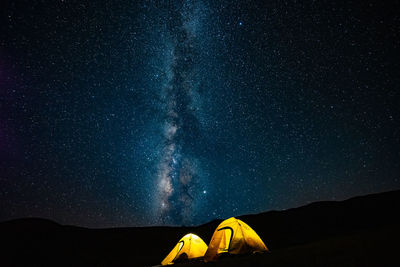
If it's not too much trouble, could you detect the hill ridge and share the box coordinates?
[1,189,399,266]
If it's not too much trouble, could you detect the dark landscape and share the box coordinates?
[1,189,399,267]
[1,1,400,267]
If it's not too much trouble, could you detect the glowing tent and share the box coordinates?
[204,217,268,262]
[161,233,208,265]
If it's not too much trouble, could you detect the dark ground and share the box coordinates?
[1,190,399,267]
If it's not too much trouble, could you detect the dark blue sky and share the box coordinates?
[0,0,399,227]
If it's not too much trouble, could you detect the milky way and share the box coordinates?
[1,0,399,227]
[152,1,207,225]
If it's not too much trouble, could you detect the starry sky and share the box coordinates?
[0,0,399,227]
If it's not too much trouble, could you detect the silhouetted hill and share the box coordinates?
[1,190,399,266]
[237,189,400,250]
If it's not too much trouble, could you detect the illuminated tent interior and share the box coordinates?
[161,233,208,265]
[204,217,269,262]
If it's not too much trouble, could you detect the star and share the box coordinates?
[0,0,398,228]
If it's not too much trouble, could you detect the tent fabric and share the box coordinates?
[204,217,268,262]
[161,233,208,265]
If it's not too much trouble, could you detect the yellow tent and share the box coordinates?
[204,217,268,262]
[161,233,208,265]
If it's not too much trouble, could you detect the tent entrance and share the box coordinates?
[172,241,185,261]
[217,227,233,253]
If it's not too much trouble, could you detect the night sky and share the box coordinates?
[1,0,399,227]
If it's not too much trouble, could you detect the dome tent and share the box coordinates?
[161,233,208,265]
[204,217,268,262]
